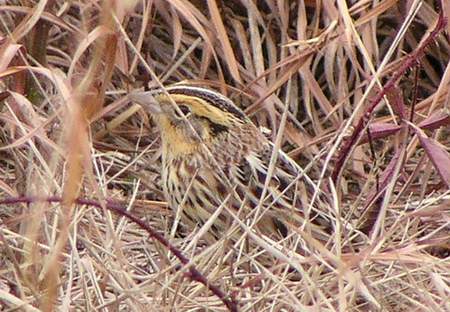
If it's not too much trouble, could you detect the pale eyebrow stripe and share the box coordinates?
[165,86,247,120]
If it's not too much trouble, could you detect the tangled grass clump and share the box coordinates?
[0,1,449,311]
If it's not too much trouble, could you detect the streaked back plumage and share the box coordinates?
[132,85,329,242]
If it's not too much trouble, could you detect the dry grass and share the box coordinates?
[0,0,449,311]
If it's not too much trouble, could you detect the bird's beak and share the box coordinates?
[129,90,162,114]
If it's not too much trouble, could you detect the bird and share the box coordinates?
[130,85,330,244]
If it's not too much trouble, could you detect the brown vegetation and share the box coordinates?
[0,1,449,311]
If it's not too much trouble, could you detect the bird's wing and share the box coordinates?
[232,141,331,236]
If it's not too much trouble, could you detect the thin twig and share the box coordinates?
[0,196,238,312]
[331,13,447,183]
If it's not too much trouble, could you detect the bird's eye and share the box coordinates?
[177,105,191,117]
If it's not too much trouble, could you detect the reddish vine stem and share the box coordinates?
[331,13,447,183]
[0,196,238,312]
[410,64,420,122]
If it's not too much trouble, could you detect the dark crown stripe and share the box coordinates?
[166,86,247,121]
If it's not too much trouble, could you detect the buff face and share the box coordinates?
[155,96,228,143]
[131,86,246,156]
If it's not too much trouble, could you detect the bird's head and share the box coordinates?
[130,86,252,156]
